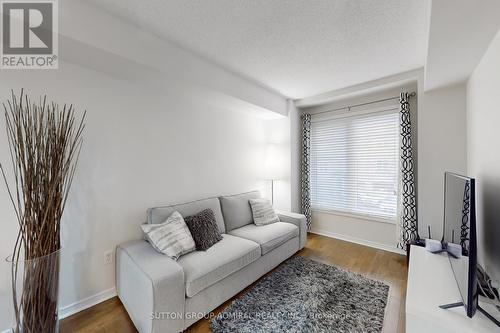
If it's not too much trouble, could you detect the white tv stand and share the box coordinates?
[406,245,499,332]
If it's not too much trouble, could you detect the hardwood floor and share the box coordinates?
[60,233,408,333]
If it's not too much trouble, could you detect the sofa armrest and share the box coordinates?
[275,210,307,249]
[116,240,185,333]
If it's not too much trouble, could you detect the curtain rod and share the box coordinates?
[311,91,416,116]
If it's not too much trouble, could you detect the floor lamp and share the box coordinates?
[265,144,282,206]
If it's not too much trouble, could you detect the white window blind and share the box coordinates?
[310,109,399,222]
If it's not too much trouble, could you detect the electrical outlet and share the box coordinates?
[104,250,113,265]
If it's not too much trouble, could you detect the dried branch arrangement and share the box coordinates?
[1,90,85,333]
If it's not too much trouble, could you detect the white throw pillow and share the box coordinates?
[249,198,280,226]
[141,211,195,260]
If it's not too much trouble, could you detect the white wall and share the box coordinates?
[311,212,400,250]
[425,0,500,91]
[0,3,291,329]
[58,0,287,118]
[466,29,500,282]
[417,81,467,239]
[0,61,289,330]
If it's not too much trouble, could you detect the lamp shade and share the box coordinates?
[264,144,284,180]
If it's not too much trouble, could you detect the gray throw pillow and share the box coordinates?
[184,209,223,251]
[141,211,195,260]
[249,198,280,226]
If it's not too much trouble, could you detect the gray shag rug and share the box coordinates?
[210,256,389,333]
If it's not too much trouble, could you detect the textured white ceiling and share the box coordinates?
[86,0,429,99]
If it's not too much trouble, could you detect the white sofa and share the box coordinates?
[116,191,307,333]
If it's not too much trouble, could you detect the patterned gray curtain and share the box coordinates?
[301,113,312,229]
[398,92,418,249]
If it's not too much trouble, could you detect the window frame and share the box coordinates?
[309,105,400,224]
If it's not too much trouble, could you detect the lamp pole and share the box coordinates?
[271,179,274,206]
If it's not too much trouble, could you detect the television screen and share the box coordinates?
[442,172,477,317]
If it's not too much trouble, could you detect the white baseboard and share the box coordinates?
[309,228,406,255]
[58,287,117,319]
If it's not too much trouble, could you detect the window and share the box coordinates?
[310,109,399,222]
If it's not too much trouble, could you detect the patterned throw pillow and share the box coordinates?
[184,209,223,251]
[249,198,280,226]
[141,211,195,260]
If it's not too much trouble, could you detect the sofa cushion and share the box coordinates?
[219,191,261,232]
[147,197,225,234]
[177,234,260,297]
[140,211,195,260]
[184,209,222,251]
[249,198,280,226]
[228,222,299,255]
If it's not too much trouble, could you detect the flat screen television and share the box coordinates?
[441,172,478,317]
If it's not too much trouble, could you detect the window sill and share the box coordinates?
[311,208,396,225]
